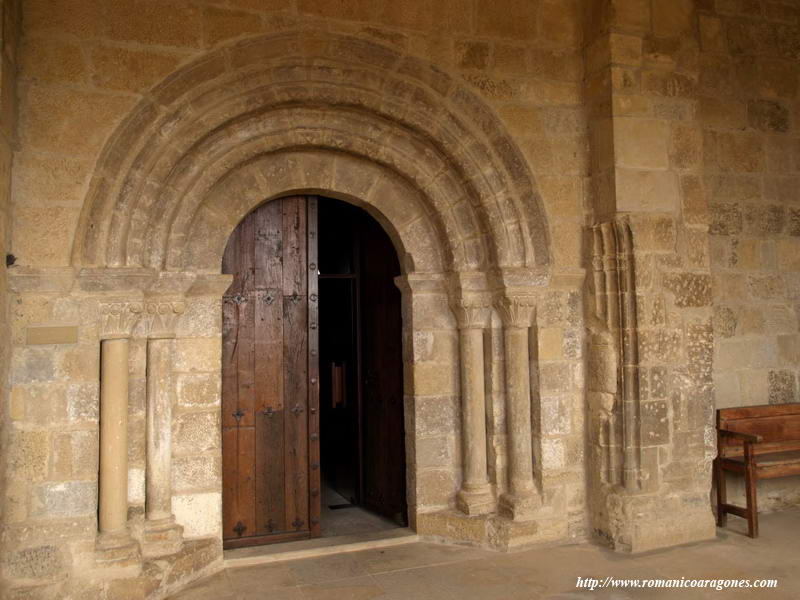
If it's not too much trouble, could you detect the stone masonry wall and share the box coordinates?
[584,0,717,552]
[703,0,800,510]
[4,0,800,597]
[5,1,590,598]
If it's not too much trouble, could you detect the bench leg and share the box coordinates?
[714,458,727,527]
[744,458,758,538]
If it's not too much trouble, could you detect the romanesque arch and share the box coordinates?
[69,29,554,564]
[71,30,550,273]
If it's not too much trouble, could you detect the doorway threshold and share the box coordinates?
[223,528,418,568]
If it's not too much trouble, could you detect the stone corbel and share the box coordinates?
[142,300,186,339]
[99,301,144,340]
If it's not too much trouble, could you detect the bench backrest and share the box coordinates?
[717,403,800,457]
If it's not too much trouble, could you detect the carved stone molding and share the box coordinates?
[495,294,536,329]
[590,217,641,492]
[142,300,186,339]
[100,301,144,339]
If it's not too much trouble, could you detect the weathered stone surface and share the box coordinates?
[66,382,99,422]
[31,481,96,518]
[641,400,670,446]
[91,46,183,93]
[8,430,49,480]
[202,6,262,47]
[662,273,712,308]
[414,396,459,437]
[714,305,737,338]
[175,373,220,408]
[416,510,486,543]
[172,455,221,492]
[6,4,798,597]
[768,369,797,404]
[747,98,790,132]
[174,338,221,373]
[748,274,786,299]
[416,436,456,469]
[5,545,64,581]
[173,492,222,538]
[416,469,457,507]
[173,411,220,453]
[744,204,785,236]
[11,348,56,384]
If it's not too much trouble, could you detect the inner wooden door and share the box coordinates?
[317,200,407,526]
[221,196,320,549]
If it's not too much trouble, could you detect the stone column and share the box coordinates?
[497,294,538,521]
[99,338,132,537]
[451,299,494,515]
[96,301,142,564]
[143,301,184,557]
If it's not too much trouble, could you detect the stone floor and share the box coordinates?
[170,507,800,599]
[319,485,399,538]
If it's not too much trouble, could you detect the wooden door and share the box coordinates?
[222,196,320,549]
[360,215,407,525]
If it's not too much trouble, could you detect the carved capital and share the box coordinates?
[142,300,186,339]
[99,301,144,339]
[495,294,536,328]
[450,295,491,329]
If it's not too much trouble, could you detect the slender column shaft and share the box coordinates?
[503,326,535,497]
[146,338,174,522]
[460,326,489,491]
[99,338,130,534]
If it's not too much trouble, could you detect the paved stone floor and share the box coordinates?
[171,507,800,599]
[319,485,399,538]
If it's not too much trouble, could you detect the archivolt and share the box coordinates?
[72,30,550,273]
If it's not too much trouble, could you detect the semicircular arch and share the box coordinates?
[72,30,551,275]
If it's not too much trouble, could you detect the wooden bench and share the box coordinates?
[715,403,800,538]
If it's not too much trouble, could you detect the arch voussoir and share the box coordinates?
[73,30,550,276]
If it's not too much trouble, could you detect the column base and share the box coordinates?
[94,530,141,576]
[456,486,496,516]
[498,491,539,521]
[143,516,184,558]
[487,513,567,550]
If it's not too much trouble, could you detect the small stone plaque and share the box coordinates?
[26,326,79,346]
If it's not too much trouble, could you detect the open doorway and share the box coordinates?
[221,196,407,549]
[318,199,407,537]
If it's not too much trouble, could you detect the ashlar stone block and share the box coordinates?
[614,118,670,169]
[5,545,64,581]
[31,481,96,518]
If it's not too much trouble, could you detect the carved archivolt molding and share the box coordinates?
[71,30,551,273]
[590,218,641,491]
[99,301,144,339]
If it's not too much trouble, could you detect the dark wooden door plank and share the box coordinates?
[282,197,309,534]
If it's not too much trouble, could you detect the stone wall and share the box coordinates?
[1,0,798,598]
[703,0,800,509]
[584,0,717,551]
[4,1,590,598]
